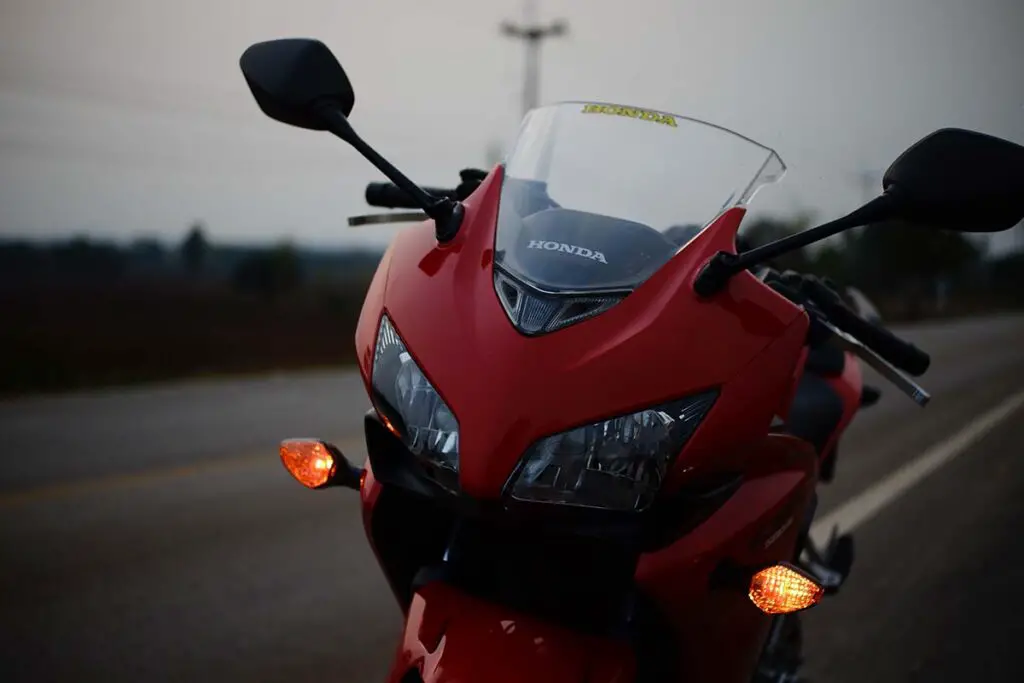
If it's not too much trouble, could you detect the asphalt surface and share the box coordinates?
[1,313,1023,682]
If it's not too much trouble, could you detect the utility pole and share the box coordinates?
[500,0,568,117]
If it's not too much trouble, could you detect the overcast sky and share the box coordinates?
[1,0,1021,251]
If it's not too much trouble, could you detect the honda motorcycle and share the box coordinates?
[239,38,1024,683]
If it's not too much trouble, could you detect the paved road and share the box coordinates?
[1,314,1023,682]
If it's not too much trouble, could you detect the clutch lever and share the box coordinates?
[348,211,428,227]
[820,319,930,407]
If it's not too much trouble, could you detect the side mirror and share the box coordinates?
[694,126,1024,297]
[239,37,464,242]
[883,128,1024,233]
[240,38,355,131]
[279,438,364,490]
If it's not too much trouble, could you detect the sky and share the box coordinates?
[0,0,1022,252]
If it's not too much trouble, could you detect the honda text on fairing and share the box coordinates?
[238,38,1024,683]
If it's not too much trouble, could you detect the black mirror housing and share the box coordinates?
[238,37,462,241]
[695,126,1024,297]
[883,128,1024,233]
[240,38,355,131]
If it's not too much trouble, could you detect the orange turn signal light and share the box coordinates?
[748,563,824,615]
[280,439,337,489]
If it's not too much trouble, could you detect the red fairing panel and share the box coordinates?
[637,432,818,683]
[387,582,635,683]
[356,166,807,499]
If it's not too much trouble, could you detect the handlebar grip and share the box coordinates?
[364,182,458,209]
[792,274,931,377]
[365,182,418,209]
[828,304,931,377]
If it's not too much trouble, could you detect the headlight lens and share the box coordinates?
[506,391,718,512]
[372,314,459,490]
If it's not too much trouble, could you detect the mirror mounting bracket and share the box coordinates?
[434,201,465,243]
[317,104,463,243]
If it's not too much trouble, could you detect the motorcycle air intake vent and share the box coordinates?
[494,268,625,335]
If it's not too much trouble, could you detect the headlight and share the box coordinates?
[372,314,459,491]
[506,391,718,512]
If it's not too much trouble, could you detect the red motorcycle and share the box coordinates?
[240,38,1024,683]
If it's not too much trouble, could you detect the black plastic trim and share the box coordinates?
[364,409,740,553]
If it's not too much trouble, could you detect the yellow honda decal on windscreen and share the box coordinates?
[580,103,678,127]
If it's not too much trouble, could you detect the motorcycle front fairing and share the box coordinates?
[354,103,816,682]
[386,581,635,683]
[356,102,800,501]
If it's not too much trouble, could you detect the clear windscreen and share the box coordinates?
[493,102,786,292]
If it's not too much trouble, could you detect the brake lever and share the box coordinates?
[820,320,931,407]
[765,273,929,406]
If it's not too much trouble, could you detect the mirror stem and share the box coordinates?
[693,194,896,298]
[734,194,894,270]
[317,106,464,242]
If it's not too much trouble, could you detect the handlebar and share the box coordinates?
[800,276,930,377]
[365,182,457,209]
[821,320,931,407]
[823,301,930,377]
[766,271,931,378]
[365,169,489,210]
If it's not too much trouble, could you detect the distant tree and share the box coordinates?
[50,236,126,282]
[231,242,303,299]
[849,221,980,318]
[810,243,849,283]
[851,221,980,286]
[990,251,1024,307]
[0,240,46,282]
[181,222,209,275]
[268,243,302,293]
[741,214,814,272]
[130,238,166,269]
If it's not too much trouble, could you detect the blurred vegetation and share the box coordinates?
[181,222,209,276]
[740,215,1022,321]
[232,242,304,299]
[1,216,1021,396]
[0,225,382,396]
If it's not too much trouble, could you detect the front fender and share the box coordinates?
[387,582,635,683]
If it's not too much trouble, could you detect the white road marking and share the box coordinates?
[810,388,1024,545]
